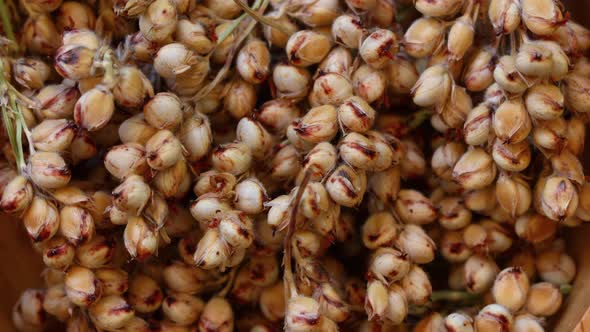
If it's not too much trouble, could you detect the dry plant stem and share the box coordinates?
[283,169,313,299]
[194,0,269,101]
[232,0,294,36]
[216,268,238,297]
[0,62,27,172]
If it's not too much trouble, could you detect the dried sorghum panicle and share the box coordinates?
[539,175,579,221]
[444,312,474,332]
[128,273,163,313]
[64,265,102,307]
[496,172,532,218]
[75,235,115,269]
[104,143,148,180]
[237,39,271,84]
[257,100,301,134]
[28,152,71,189]
[218,211,254,250]
[190,196,232,226]
[59,205,95,245]
[516,41,554,78]
[438,197,472,230]
[448,13,475,60]
[273,63,311,100]
[492,139,532,172]
[494,55,529,94]
[23,196,60,243]
[562,72,590,113]
[112,175,151,216]
[223,77,257,119]
[199,297,234,332]
[145,130,183,170]
[236,118,274,160]
[119,114,157,145]
[23,15,61,56]
[42,236,75,270]
[212,142,253,175]
[337,96,376,134]
[179,112,212,162]
[74,86,115,132]
[521,0,563,36]
[0,176,34,214]
[36,83,80,120]
[56,1,96,32]
[493,98,531,144]
[43,285,71,322]
[361,212,398,249]
[271,143,302,182]
[526,84,565,120]
[440,231,472,262]
[193,228,230,269]
[263,13,299,48]
[488,0,521,35]
[514,314,544,332]
[526,282,563,316]
[284,295,320,331]
[13,58,51,90]
[286,30,332,67]
[162,292,205,325]
[309,72,353,106]
[175,19,215,55]
[394,189,437,225]
[291,104,339,145]
[95,268,128,296]
[532,118,567,153]
[143,93,182,131]
[536,248,576,285]
[369,247,410,283]
[124,216,158,261]
[464,254,500,294]
[325,163,367,207]
[492,267,530,312]
[88,295,134,330]
[412,64,452,107]
[403,18,444,59]
[432,142,466,180]
[475,304,513,332]
[453,148,497,190]
[463,47,496,92]
[332,14,364,49]
[139,0,177,42]
[396,224,436,264]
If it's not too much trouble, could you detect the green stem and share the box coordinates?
[0,0,17,52]
[407,109,433,130]
[431,290,480,303]
[560,284,572,295]
[216,0,263,46]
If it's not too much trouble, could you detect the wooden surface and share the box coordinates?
[0,215,44,331]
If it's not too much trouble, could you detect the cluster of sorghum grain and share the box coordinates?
[1,0,590,330]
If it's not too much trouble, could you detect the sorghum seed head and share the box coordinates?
[492,267,530,312]
[440,231,472,262]
[492,139,531,172]
[286,30,332,67]
[162,293,205,326]
[95,268,128,296]
[64,265,102,307]
[1,176,34,214]
[475,304,514,332]
[463,47,495,92]
[212,142,253,175]
[453,148,497,190]
[403,18,444,59]
[464,255,500,294]
[139,0,177,42]
[199,297,234,332]
[411,64,452,107]
[536,249,576,285]
[89,295,134,330]
[124,216,158,261]
[521,0,563,36]
[401,265,432,306]
[75,235,115,269]
[237,39,271,84]
[128,274,163,313]
[526,282,563,316]
[445,312,475,332]
[494,55,529,94]
[396,224,436,264]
